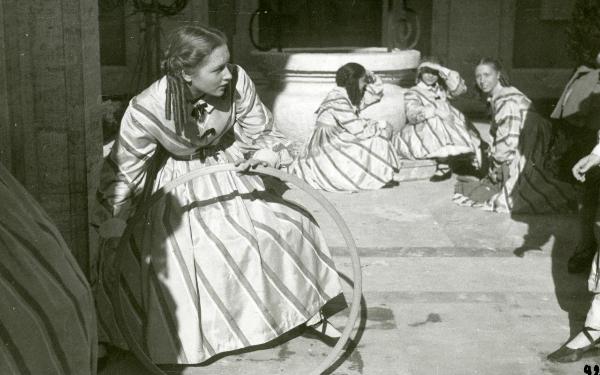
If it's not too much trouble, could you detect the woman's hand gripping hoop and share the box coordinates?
[112,164,363,375]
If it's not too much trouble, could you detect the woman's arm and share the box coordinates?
[359,71,384,111]
[404,89,435,124]
[93,104,158,235]
[232,65,292,168]
[438,66,467,98]
[491,98,522,167]
[573,130,600,182]
[318,92,384,139]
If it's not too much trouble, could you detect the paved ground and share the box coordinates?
[99,171,599,375]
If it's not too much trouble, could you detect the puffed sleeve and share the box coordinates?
[232,65,292,167]
[404,89,435,124]
[491,98,521,166]
[93,104,158,232]
[592,130,600,157]
[438,66,467,98]
[318,91,388,139]
[359,71,384,111]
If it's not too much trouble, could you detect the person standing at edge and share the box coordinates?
[550,50,600,274]
[549,135,600,362]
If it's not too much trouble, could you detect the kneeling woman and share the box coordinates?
[92,26,343,365]
[454,58,576,213]
[392,58,482,181]
[290,63,400,192]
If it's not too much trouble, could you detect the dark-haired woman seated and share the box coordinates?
[289,62,400,192]
[453,58,577,213]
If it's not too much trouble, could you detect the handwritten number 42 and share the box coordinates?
[585,364,600,375]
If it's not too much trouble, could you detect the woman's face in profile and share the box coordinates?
[183,44,233,97]
[475,64,500,94]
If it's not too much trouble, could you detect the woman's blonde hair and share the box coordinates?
[161,26,227,135]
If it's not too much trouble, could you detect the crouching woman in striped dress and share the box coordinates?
[91,26,343,365]
[454,58,576,213]
[0,162,97,375]
[289,63,400,192]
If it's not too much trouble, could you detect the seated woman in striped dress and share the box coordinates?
[92,25,343,365]
[289,62,400,192]
[453,58,577,213]
[392,58,482,181]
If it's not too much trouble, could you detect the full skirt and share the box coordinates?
[94,147,343,364]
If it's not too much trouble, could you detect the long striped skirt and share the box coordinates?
[0,163,97,375]
[94,148,343,364]
[454,113,577,213]
[289,124,400,192]
[393,108,479,160]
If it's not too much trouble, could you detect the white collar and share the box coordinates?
[191,98,215,114]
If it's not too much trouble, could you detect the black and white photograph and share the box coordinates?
[1,0,600,373]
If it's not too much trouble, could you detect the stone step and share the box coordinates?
[329,246,548,257]
[395,159,438,181]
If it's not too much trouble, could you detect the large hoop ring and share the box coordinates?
[112,164,363,374]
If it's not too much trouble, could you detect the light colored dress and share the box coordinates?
[289,74,400,192]
[455,86,577,213]
[0,162,97,375]
[393,70,480,161]
[92,65,343,364]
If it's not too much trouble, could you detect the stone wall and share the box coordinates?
[430,0,575,115]
[101,0,209,97]
[0,0,103,274]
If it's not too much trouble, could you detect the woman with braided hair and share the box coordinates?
[453,58,576,213]
[92,25,343,365]
[290,62,400,192]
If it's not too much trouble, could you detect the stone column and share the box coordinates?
[0,0,103,275]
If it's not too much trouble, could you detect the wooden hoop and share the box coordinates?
[113,164,362,374]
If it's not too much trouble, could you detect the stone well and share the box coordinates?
[250,47,421,145]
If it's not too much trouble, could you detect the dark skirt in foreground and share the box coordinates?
[0,163,97,375]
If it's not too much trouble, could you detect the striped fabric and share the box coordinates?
[457,86,577,213]
[289,74,400,192]
[392,75,481,162]
[0,163,97,375]
[92,65,343,364]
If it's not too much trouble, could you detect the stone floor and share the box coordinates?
[99,170,597,375]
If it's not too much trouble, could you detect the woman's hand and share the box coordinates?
[487,167,499,184]
[235,149,279,173]
[419,61,443,72]
[487,162,503,184]
[435,108,453,124]
[235,158,270,173]
[365,70,376,84]
[572,153,600,182]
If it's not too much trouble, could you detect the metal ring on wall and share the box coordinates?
[112,164,363,375]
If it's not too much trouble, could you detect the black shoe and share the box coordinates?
[568,251,595,274]
[430,170,451,182]
[301,325,341,348]
[548,327,600,363]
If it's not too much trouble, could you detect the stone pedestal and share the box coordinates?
[251,47,420,145]
[0,0,103,274]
